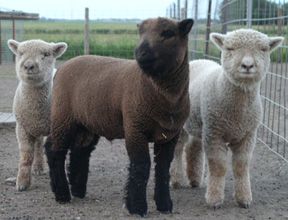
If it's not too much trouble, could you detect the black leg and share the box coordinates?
[44,136,71,203]
[124,136,150,217]
[68,137,97,198]
[154,134,179,213]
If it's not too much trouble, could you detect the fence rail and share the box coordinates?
[169,0,288,161]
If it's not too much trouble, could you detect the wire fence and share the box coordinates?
[176,0,288,161]
[0,1,287,162]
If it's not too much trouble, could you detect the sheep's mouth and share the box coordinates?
[24,73,44,81]
[238,72,257,79]
[137,58,156,71]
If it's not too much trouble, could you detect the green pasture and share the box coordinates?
[22,20,287,62]
[23,20,139,60]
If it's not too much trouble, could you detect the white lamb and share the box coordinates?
[170,29,283,208]
[7,39,67,191]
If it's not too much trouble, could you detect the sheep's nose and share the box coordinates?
[24,60,39,73]
[24,61,35,71]
[241,63,254,71]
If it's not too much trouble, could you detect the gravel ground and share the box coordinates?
[0,63,288,219]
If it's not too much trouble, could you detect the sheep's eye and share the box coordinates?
[161,30,175,39]
[226,47,234,51]
[43,52,51,57]
[261,47,268,52]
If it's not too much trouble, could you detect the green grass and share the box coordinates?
[22,20,287,62]
[23,20,139,60]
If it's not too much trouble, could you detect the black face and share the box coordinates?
[135,17,193,79]
[135,40,156,73]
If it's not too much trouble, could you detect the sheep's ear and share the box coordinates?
[52,42,68,58]
[7,39,19,55]
[210,33,225,50]
[179,19,194,36]
[269,37,284,52]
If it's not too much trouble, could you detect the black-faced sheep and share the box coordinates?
[44,17,193,216]
[7,39,67,191]
[170,29,283,209]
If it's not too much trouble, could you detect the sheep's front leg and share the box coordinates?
[205,138,228,209]
[125,134,150,217]
[170,129,188,188]
[44,136,70,203]
[68,135,98,199]
[186,135,205,187]
[154,134,179,213]
[230,132,256,208]
[32,137,44,175]
[16,124,35,191]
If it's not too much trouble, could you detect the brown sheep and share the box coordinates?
[44,17,193,217]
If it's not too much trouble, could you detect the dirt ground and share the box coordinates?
[0,63,288,219]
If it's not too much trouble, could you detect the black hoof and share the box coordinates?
[127,207,147,217]
[71,185,86,198]
[155,197,173,213]
[55,187,71,203]
[125,199,147,217]
[55,194,71,203]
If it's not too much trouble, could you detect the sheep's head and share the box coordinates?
[7,39,67,85]
[135,17,193,78]
[210,29,283,87]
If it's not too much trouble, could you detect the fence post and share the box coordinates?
[192,0,198,60]
[177,0,180,20]
[204,0,212,58]
[184,0,187,19]
[277,7,283,35]
[0,20,1,64]
[173,3,176,19]
[12,19,16,62]
[221,0,228,33]
[84,7,90,55]
[246,0,252,28]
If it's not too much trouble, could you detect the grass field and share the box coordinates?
[23,20,139,60]
[21,20,287,62]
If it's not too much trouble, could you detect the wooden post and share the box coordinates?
[277,8,283,35]
[192,0,198,60]
[84,7,90,55]
[0,20,2,64]
[184,0,188,19]
[221,0,228,33]
[204,0,212,58]
[173,3,176,19]
[177,0,180,20]
[12,19,16,62]
[246,0,252,28]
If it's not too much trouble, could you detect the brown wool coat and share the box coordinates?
[52,55,189,147]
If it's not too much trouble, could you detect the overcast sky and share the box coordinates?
[1,0,176,19]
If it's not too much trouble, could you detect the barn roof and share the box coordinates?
[0,10,39,20]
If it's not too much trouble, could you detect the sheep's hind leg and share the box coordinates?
[205,138,228,209]
[16,124,35,191]
[154,134,179,213]
[32,137,44,175]
[231,132,256,209]
[44,136,70,203]
[124,132,150,217]
[170,129,188,189]
[68,133,99,198]
[186,135,204,187]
